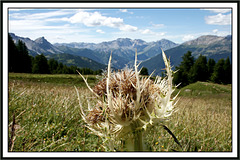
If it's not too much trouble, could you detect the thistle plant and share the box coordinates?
[75,49,178,151]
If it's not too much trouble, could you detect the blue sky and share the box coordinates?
[9,8,231,44]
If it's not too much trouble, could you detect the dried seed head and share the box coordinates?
[76,49,178,151]
[93,68,137,98]
[86,102,105,124]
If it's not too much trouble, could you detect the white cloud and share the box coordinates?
[96,29,105,34]
[205,13,231,25]
[69,11,137,32]
[9,16,93,43]
[9,9,140,43]
[120,9,128,13]
[10,9,76,20]
[211,30,231,37]
[182,35,195,41]
[9,19,73,31]
[157,32,166,36]
[9,9,78,33]
[141,29,154,34]
[119,9,133,14]
[212,29,218,34]
[140,29,165,37]
[119,24,138,32]
[69,11,123,27]
[202,9,231,14]
[150,22,165,28]
[153,24,164,28]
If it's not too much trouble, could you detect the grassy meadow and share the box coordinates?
[8,73,232,152]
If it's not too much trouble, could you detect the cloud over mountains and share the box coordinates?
[68,10,138,32]
[205,13,231,25]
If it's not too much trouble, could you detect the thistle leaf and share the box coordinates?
[76,70,99,98]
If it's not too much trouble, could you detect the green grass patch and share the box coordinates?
[174,81,231,97]
[9,73,98,87]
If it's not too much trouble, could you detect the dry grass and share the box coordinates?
[8,80,103,152]
[8,74,232,152]
[157,95,232,152]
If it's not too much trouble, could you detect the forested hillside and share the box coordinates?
[8,34,103,75]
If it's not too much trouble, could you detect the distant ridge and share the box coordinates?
[141,35,232,75]
[10,33,178,69]
[10,33,63,56]
[9,33,107,71]
[54,37,178,61]
[46,53,107,71]
[10,33,231,75]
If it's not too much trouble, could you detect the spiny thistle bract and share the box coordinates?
[75,49,178,151]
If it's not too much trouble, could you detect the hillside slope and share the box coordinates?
[46,53,107,71]
[141,35,231,75]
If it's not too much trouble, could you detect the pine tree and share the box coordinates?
[181,51,195,72]
[211,59,225,84]
[189,55,208,83]
[62,65,70,74]
[8,34,19,72]
[223,57,232,84]
[16,40,32,73]
[56,62,64,74]
[48,58,59,74]
[32,54,50,74]
[173,51,194,87]
[8,36,32,73]
[207,58,216,81]
[69,66,79,74]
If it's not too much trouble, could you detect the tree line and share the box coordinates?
[8,34,102,75]
[173,51,232,87]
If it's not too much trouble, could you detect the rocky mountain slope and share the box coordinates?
[10,33,63,56]
[10,33,231,75]
[10,33,106,70]
[46,53,107,71]
[10,33,178,69]
[54,38,178,61]
[141,35,232,75]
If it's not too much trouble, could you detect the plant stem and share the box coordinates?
[124,122,146,151]
[134,130,144,151]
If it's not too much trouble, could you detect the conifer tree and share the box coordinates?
[48,58,59,74]
[211,59,225,84]
[207,58,216,81]
[223,57,231,84]
[173,51,194,87]
[56,62,64,74]
[16,40,32,73]
[189,55,208,83]
[32,54,50,74]
[8,34,19,72]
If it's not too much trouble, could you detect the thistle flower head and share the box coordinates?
[75,49,177,151]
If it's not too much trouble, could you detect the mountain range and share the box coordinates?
[54,38,178,61]
[9,33,231,75]
[141,35,232,75]
[10,33,63,56]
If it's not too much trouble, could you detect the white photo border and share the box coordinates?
[2,2,238,158]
